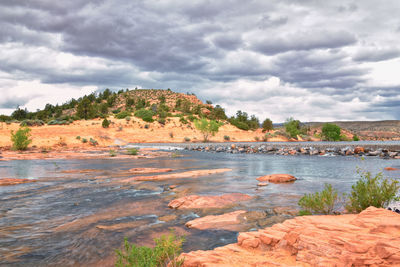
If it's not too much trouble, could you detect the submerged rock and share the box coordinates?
[0,178,33,186]
[168,193,252,209]
[128,167,173,174]
[384,167,399,171]
[185,210,247,231]
[121,168,232,182]
[180,207,400,266]
[256,174,297,183]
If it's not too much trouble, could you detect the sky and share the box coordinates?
[1,0,400,122]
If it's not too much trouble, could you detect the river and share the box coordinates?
[1,146,399,266]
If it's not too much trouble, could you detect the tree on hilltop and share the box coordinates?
[262,118,273,132]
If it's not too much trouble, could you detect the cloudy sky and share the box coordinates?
[1,0,400,122]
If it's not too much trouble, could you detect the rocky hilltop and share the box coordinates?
[180,207,400,266]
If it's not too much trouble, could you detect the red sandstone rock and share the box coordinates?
[201,108,211,115]
[354,146,365,154]
[121,168,232,182]
[185,210,247,231]
[384,167,399,171]
[128,167,173,174]
[0,178,33,186]
[180,207,400,267]
[256,174,297,183]
[168,193,252,209]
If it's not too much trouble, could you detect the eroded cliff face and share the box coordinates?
[180,207,400,267]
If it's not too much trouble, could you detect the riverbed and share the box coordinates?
[1,146,399,266]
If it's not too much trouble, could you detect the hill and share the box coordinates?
[306,121,400,140]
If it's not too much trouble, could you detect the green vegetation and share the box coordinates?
[228,111,259,131]
[298,184,341,215]
[11,127,32,151]
[127,148,139,155]
[352,134,360,141]
[89,138,98,146]
[134,109,154,122]
[262,118,273,132]
[20,119,45,127]
[223,135,230,141]
[263,132,274,142]
[102,118,110,128]
[194,118,222,142]
[321,123,341,141]
[299,169,400,215]
[284,117,301,139]
[346,170,400,213]
[116,111,131,119]
[184,137,191,142]
[109,150,117,157]
[115,232,184,267]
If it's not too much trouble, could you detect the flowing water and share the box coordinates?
[0,149,399,266]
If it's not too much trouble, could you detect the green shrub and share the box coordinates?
[102,118,110,128]
[11,127,32,151]
[20,119,45,127]
[254,136,260,141]
[187,115,196,122]
[346,170,400,213]
[284,117,301,139]
[340,134,351,141]
[76,136,81,140]
[90,138,98,146]
[184,137,191,142]
[82,138,88,143]
[116,111,131,119]
[321,123,341,141]
[158,118,166,125]
[109,150,117,157]
[134,109,154,122]
[179,117,188,124]
[223,135,230,141]
[115,232,185,267]
[298,184,341,215]
[48,119,69,125]
[127,148,138,155]
[352,134,360,141]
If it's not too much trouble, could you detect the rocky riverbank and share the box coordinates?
[180,207,400,266]
[185,143,400,158]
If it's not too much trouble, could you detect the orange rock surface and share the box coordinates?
[185,210,247,231]
[180,207,400,266]
[168,193,252,209]
[384,167,399,171]
[121,168,232,182]
[354,146,365,154]
[257,174,297,183]
[0,178,33,186]
[128,167,174,174]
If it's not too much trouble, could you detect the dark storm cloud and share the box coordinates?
[353,48,400,62]
[251,31,357,55]
[0,96,32,109]
[270,50,366,90]
[0,0,400,120]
